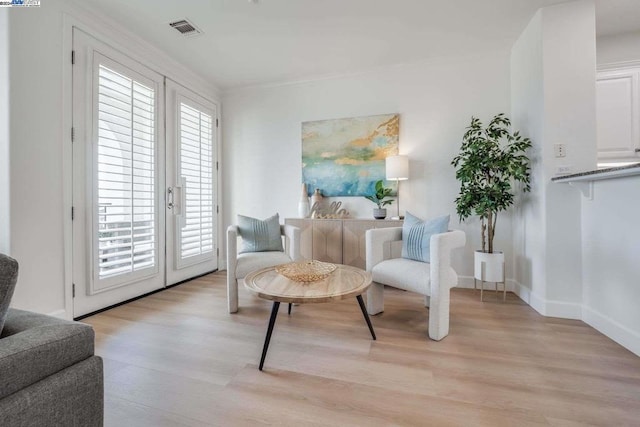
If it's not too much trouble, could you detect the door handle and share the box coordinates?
[167,187,174,209]
[168,180,186,228]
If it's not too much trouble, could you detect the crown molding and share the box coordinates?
[598,59,640,71]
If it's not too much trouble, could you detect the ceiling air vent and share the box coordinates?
[169,19,202,37]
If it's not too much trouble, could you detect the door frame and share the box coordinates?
[62,15,222,320]
[165,79,219,285]
[72,27,167,317]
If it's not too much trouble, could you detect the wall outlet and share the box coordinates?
[556,165,573,175]
[554,143,566,158]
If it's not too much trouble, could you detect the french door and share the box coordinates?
[165,80,218,285]
[72,29,218,317]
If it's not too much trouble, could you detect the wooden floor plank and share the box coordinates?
[105,394,213,427]
[83,271,640,426]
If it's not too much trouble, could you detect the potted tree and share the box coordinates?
[451,113,532,287]
[365,179,394,219]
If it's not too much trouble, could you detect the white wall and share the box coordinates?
[541,0,597,307]
[0,9,9,255]
[9,3,67,315]
[597,30,640,65]
[512,1,640,356]
[222,51,515,282]
[511,11,546,302]
[581,176,640,355]
[590,21,640,355]
[7,1,219,318]
[511,0,597,318]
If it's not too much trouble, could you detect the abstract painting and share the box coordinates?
[302,113,399,197]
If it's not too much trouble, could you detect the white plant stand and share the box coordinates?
[474,251,506,302]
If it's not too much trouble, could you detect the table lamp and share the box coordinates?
[385,155,409,220]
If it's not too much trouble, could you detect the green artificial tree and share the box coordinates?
[451,114,532,253]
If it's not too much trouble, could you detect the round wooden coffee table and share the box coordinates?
[244,263,376,370]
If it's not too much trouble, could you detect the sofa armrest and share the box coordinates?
[429,230,465,274]
[0,309,95,400]
[428,229,466,340]
[226,225,239,279]
[365,227,403,272]
[281,224,301,261]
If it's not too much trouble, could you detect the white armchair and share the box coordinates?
[365,227,466,340]
[227,224,301,313]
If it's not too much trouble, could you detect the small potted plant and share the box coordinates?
[365,180,394,219]
[451,113,532,287]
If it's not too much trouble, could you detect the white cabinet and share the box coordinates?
[596,67,640,163]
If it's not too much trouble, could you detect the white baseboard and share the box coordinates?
[455,276,475,289]
[583,305,640,357]
[457,277,582,320]
[542,299,583,319]
[511,282,638,356]
[512,280,531,303]
[511,281,582,319]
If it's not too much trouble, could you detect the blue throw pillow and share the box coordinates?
[238,213,284,254]
[401,212,450,263]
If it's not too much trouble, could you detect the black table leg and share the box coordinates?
[356,294,376,340]
[259,301,280,371]
[288,303,292,315]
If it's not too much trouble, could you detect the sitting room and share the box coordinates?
[1,0,640,425]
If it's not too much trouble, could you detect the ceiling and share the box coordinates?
[71,0,640,90]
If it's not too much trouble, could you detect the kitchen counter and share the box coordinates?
[551,163,640,183]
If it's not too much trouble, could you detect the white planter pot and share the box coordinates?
[474,250,505,283]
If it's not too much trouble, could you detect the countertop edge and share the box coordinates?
[552,163,640,183]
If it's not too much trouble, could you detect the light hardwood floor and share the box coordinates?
[84,271,640,426]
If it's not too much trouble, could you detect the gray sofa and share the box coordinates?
[0,309,104,426]
[0,255,103,426]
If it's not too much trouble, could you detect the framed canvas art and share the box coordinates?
[302,113,399,196]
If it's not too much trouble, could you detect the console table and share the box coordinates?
[284,218,403,269]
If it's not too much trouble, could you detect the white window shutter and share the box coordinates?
[97,64,156,278]
[179,102,214,259]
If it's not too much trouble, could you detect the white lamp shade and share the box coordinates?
[385,155,409,180]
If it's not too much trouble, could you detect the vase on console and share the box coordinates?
[309,189,325,218]
[310,188,324,208]
[298,183,310,218]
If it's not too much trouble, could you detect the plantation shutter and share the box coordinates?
[97,63,156,278]
[178,102,214,260]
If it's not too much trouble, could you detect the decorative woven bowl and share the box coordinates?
[275,260,337,283]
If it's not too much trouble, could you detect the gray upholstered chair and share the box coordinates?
[365,228,466,340]
[227,223,301,313]
[0,254,104,426]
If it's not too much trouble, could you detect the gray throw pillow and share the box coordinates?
[0,254,19,335]
[237,213,284,254]
[401,212,450,263]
